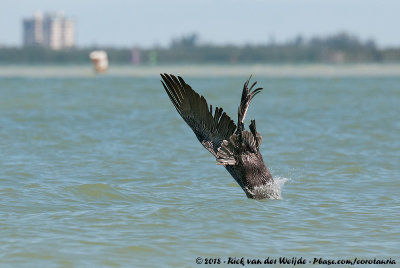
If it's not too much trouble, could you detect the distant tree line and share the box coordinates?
[1,33,400,64]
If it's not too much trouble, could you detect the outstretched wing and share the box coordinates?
[161,74,237,156]
[237,76,263,129]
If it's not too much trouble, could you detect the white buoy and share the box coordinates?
[89,50,108,73]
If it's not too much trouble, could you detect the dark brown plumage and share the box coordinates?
[161,74,275,199]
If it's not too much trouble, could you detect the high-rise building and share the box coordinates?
[23,12,75,50]
[23,12,44,46]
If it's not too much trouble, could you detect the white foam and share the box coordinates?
[246,177,288,200]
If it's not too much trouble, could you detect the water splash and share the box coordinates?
[247,177,288,200]
[273,177,289,199]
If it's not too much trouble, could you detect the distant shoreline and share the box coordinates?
[1,64,400,78]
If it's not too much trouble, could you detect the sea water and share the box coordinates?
[0,66,399,267]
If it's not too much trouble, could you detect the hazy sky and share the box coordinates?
[1,0,399,48]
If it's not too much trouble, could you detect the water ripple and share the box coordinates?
[0,75,399,266]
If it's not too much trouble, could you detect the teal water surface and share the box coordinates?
[1,73,399,267]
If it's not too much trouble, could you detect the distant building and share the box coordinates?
[23,12,75,50]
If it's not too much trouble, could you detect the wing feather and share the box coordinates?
[161,74,237,156]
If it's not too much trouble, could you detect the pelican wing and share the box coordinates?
[161,74,237,156]
[238,76,263,129]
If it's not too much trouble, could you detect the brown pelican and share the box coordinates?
[161,74,277,199]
